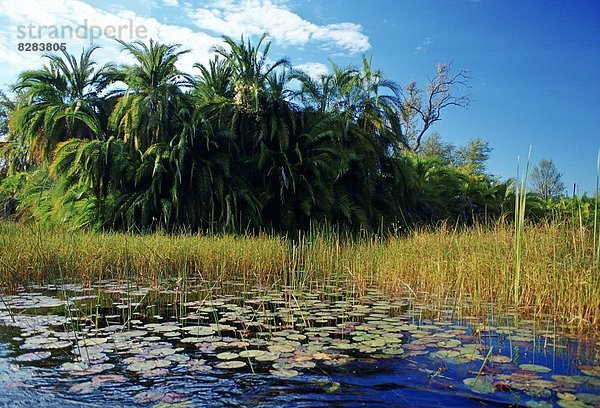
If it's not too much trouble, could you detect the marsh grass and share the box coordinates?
[0,220,598,334]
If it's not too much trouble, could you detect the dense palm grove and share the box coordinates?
[0,36,591,233]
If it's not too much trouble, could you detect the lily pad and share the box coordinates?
[433,350,460,359]
[215,360,246,369]
[519,364,552,373]
[270,368,299,378]
[557,393,577,401]
[255,352,280,362]
[15,351,52,362]
[80,338,108,346]
[437,339,461,348]
[490,355,512,364]
[239,350,266,358]
[268,344,295,353]
[183,327,215,336]
[289,360,316,369]
[557,401,589,408]
[575,393,600,405]
[579,365,600,377]
[127,359,171,372]
[149,347,176,357]
[286,334,306,341]
[216,352,239,360]
[463,377,494,394]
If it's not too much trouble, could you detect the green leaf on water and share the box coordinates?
[557,393,577,401]
[433,350,460,359]
[183,327,215,336]
[216,360,246,369]
[490,355,512,363]
[238,349,265,358]
[463,377,494,394]
[579,365,600,377]
[437,339,461,348]
[575,393,600,405]
[150,347,176,357]
[255,352,279,362]
[268,344,295,353]
[557,400,589,408]
[525,401,553,408]
[216,352,239,360]
[270,368,299,378]
[15,351,51,362]
[325,381,341,393]
[519,364,552,373]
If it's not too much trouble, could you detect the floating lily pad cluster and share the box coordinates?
[0,282,597,407]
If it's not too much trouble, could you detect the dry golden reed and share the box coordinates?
[0,220,597,333]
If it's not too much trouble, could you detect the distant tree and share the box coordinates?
[455,137,492,174]
[529,159,565,200]
[419,133,491,175]
[419,132,455,165]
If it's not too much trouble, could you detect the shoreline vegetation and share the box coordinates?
[1,219,597,335]
[0,35,598,337]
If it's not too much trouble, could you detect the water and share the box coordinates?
[0,281,597,407]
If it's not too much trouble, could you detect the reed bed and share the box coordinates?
[335,221,598,333]
[0,220,597,333]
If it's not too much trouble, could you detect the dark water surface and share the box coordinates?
[0,281,597,407]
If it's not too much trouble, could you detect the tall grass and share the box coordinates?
[0,219,598,334]
[0,223,289,289]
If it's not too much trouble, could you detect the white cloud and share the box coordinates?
[0,0,371,86]
[0,0,220,78]
[187,0,370,54]
[414,37,433,54]
[162,0,179,6]
[294,62,328,79]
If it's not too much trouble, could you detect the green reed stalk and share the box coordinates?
[594,151,599,263]
[514,148,531,308]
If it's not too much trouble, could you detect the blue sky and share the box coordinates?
[0,0,598,193]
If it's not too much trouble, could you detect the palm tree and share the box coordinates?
[197,35,300,229]
[294,57,400,151]
[292,63,356,115]
[10,47,114,162]
[50,136,134,202]
[110,39,192,153]
[350,56,401,149]
[212,34,289,116]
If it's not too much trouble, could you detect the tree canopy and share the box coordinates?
[0,36,515,233]
[529,159,565,200]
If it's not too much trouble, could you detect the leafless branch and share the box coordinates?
[399,63,471,151]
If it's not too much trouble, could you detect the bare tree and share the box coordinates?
[399,64,470,152]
